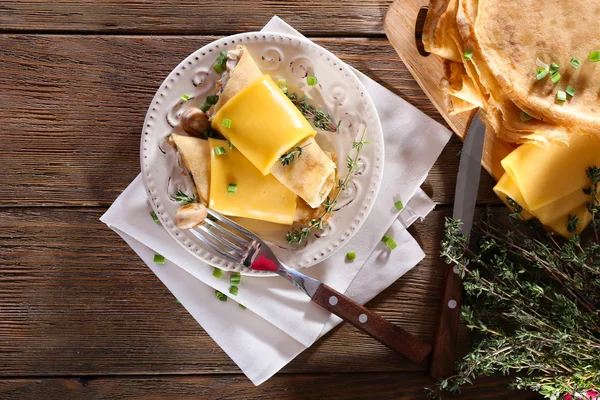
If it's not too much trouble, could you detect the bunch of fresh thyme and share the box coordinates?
[279,143,310,166]
[429,167,600,400]
[287,92,338,132]
[285,126,368,244]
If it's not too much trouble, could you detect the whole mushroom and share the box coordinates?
[174,203,208,230]
[180,108,210,136]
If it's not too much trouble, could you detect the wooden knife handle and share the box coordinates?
[430,264,463,378]
[312,284,432,364]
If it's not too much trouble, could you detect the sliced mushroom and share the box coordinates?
[181,108,209,136]
[174,203,208,230]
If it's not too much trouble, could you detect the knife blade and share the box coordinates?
[430,112,486,378]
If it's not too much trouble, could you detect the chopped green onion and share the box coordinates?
[307,76,318,86]
[150,210,159,222]
[463,49,473,60]
[229,286,239,296]
[213,51,228,73]
[556,90,567,102]
[230,272,241,286]
[536,68,549,80]
[227,183,238,193]
[227,140,234,150]
[549,62,560,74]
[175,298,180,303]
[214,146,226,155]
[206,95,219,105]
[180,94,190,102]
[382,235,397,250]
[590,51,600,62]
[239,303,246,310]
[520,111,532,122]
[570,57,581,69]
[566,85,576,97]
[215,290,227,301]
[394,200,404,211]
[222,118,232,128]
[550,71,561,84]
[212,268,223,279]
[199,103,211,112]
[346,251,356,261]
[153,254,165,264]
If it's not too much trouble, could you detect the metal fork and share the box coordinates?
[192,208,432,364]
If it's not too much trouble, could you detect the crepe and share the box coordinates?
[474,0,600,134]
[212,46,336,208]
[169,134,210,204]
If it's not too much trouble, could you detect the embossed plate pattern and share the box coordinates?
[141,32,384,275]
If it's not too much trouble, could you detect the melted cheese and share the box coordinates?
[208,138,297,225]
[212,75,316,175]
[494,133,600,237]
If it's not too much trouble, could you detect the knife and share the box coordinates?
[430,112,486,378]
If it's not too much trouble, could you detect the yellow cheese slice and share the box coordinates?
[501,133,600,210]
[212,75,316,175]
[208,138,297,225]
[494,173,590,236]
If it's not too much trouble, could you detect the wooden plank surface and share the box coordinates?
[0,374,541,400]
[0,206,466,376]
[0,34,499,207]
[0,1,391,36]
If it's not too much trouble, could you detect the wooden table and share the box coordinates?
[0,2,541,399]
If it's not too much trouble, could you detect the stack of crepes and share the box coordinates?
[170,47,337,227]
[423,0,600,236]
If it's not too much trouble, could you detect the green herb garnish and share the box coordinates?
[549,62,560,74]
[215,290,227,301]
[227,184,238,193]
[150,210,159,222]
[229,286,239,296]
[175,190,198,205]
[394,200,404,211]
[227,140,234,150]
[570,57,581,68]
[346,251,356,261]
[212,268,223,279]
[180,94,190,102]
[239,303,247,310]
[520,111,532,122]
[536,68,549,80]
[565,85,576,97]
[230,272,241,287]
[556,90,567,102]
[214,146,226,156]
[213,51,228,73]
[221,118,232,128]
[550,71,561,84]
[589,50,600,62]
[463,49,473,60]
[153,254,165,264]
[307,76,318,86]
[382,235,397,250]
[286,93,337,132]
[279,144,310,166]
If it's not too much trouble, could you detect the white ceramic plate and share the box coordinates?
[141,32,384,275]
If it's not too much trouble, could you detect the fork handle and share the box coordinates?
[311,284,432,364]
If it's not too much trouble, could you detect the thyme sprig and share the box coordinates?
[429,167,600,400]
[285,126,368,244]
[287,92,338,132]
[175,190,198,205]
[279,143,310,166]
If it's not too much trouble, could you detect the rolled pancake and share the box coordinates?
[213,47,336,208]
[474,0,600,135]
[169,133,210,204]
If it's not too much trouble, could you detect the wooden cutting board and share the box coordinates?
[383,0,514,180]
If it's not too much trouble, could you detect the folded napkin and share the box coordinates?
[101,16,451,385]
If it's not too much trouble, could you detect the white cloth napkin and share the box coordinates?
[100,16,451,385]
